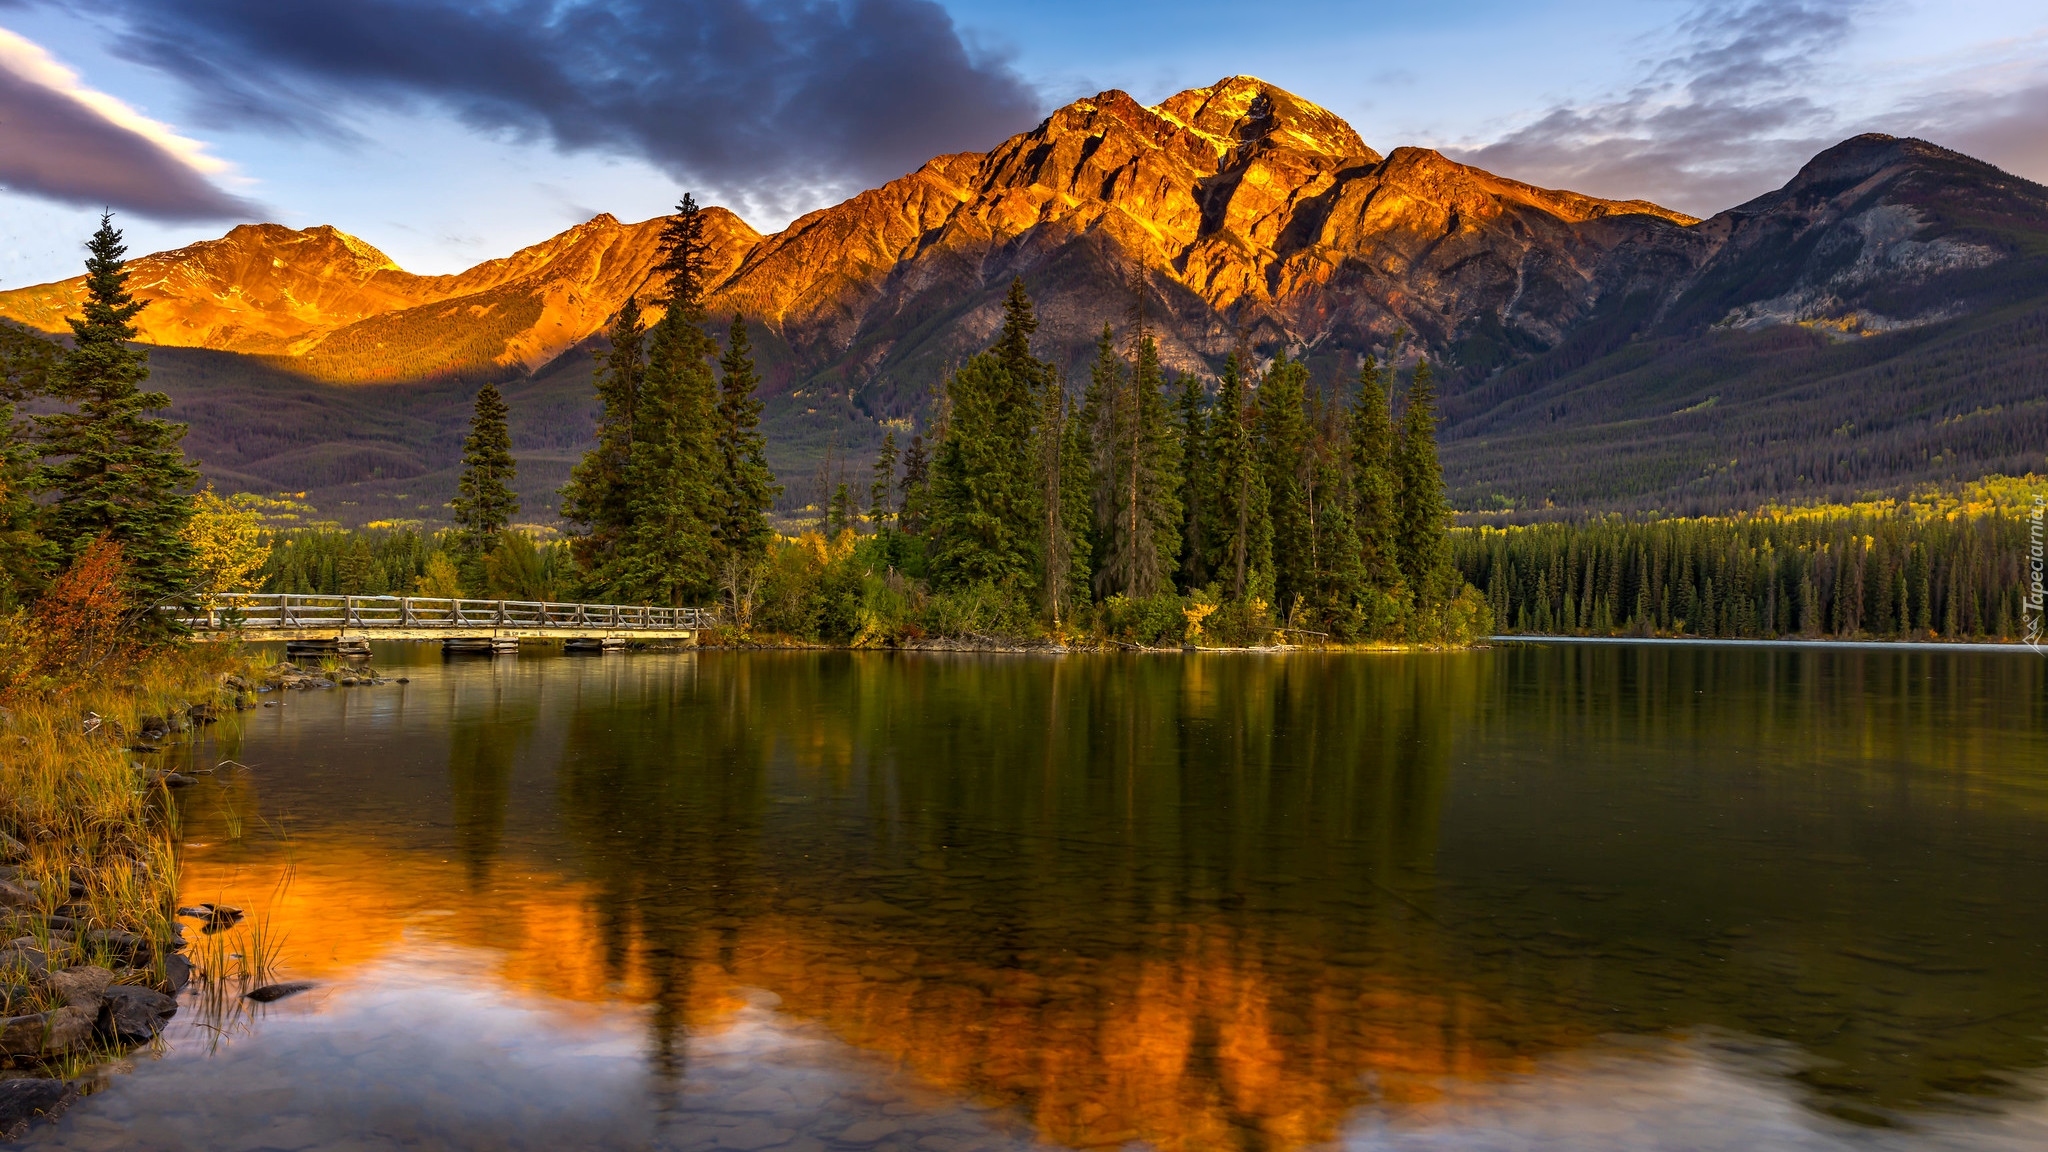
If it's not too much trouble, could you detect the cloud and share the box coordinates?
[1451,1,1869,216]
[78,0,1046,222]
[0,25,255,220]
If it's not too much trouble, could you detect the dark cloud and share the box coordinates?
[77,0,1046,219]
[0,36,256,220]
[1453,1,1866,216]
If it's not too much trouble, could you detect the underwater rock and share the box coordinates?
[0,1077,77,1140]
[245,981,316,1003]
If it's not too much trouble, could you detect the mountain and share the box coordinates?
[1442,134,2048,513]
[3,79,2044,522]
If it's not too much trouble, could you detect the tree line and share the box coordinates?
[1455,492,2039,641]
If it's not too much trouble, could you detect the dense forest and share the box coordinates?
[1455,480,2041,641]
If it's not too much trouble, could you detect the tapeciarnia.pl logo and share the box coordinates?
[2028,495,2045,654]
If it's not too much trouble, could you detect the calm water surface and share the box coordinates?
[14,644,2048,1152]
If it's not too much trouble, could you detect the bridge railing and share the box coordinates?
[178,594,710,632]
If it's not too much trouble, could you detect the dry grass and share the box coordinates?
[0,642,261,972]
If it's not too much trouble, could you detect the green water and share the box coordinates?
[18,644,2048,1151]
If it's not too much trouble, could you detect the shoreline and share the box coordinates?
[1489,634,2040,654]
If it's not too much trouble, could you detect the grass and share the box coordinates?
[0,642,264,991]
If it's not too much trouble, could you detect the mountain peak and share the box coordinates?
[1152,75,1376,162]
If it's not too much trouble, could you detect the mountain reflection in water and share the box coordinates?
[19,646,2048,1152]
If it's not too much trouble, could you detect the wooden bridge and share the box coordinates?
[179,594,707,651]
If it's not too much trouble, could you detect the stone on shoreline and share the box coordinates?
[0,944,46,980]
[98,985,176,1044]
[0,832,23,861]
[245,981,315,1003]
[43,966,112,1010]
[0,1077,77,1141]
[0,879,34,909]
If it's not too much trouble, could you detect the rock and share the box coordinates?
[0,879,34,909]
[0,945,45,980]
[222,673,249,691]
[157,772,199,788]
[98,985,176,1044]
[0,1077,77,1141]
[187,702,219,724]
[38,1004,96,1053]
[43,965,113,1009]
[85,930,148,964]
[0,832,24,861]
[177,903,243,932]
[0,984,27,1013]
[245,981,315,1003]
[137,714,168,738]
[161,953,193,993]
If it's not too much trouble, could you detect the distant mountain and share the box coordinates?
[3,80,2043,522]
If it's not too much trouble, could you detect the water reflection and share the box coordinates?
[16,646,2048,1151]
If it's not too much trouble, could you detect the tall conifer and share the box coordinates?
[1393,359,1455,616]
[1257,353,1314,619]
[897,432,931,536]
[0,324,56,604]
[712,315,779,564]
[33,213,197,609]
[1087,328,1181,599]
[452,381,519,544]
[1206,351,1273,603]
[562,297,645,584]
[869,430,898,527]
[1175,374,1210,591]
[926,286,1043,588]
[1348,353,1399,587]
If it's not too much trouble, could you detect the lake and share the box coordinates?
[15,643,2048,1151]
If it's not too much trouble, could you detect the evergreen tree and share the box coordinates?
[1206,351,1273,603]
[828,483,853,535]
[1393,358,1456,617]
[926,286,1044,589]
[1304,383,1366,630]
[562,297,646,584]
[869,430,898,527]
[711,315,779,565]
[33,213,198,610]
[897,431,931,536]
[927,353,1037,587]
[1257,353,1314,620]
[652,193,711,308]
[1086,327,1181,599]
[1032,368,1090,625]
[451,381,519,545]
[1348,353,1399,587]
[1175,373,1210,591]
[0,323,57,605]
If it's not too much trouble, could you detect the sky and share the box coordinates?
[0,0,2043,287]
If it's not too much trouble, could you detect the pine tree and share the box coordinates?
[926,285,1043,589]
[1175,373,1210,592]
[1393,358,1456,619]
[1033,368,1090,625]
[562,297,646,585]
[652,193,710,308]
[897,431,931,536]
[1206,351,1273,604]
[0,323,57,605]
[1257,353,1314,620]
[1304,383,1366,630]
[1348,353,1399,588]
[610,254,718,607]
[1086,327,1181,599]
[869,430,898,527]
[451,381,519,545]
[33,213,198,611]
[828,483,853,535]
[711,315,779,565]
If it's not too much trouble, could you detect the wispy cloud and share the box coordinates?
[1452,1,1871,215]
[74,0,1046,223]
[0,25,255,220]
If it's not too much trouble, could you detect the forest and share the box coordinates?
[1456,479,2040,641]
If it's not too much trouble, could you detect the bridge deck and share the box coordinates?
[179,594,707,643]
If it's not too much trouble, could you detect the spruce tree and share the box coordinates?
[33,213,198,610]
[869,430,898,527]
[1086,327,1181,599]
[711,315,779,565]
[897,431,931,536]
[828,483,853,535]
[1175,373,1210,592]
[562,297,646,585]
[926,285,1043,589]
[0,323,57,605]
[1393,358,1456,618]
[452,381,519,546]
[1256,353,1314,620]
[1206,351,1273,604]
[1305,383,1365,631]
[1032,368,1090,625]
[1348,353,1399,588]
